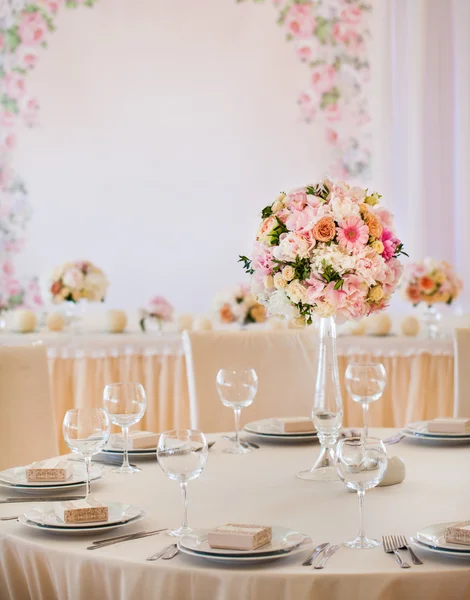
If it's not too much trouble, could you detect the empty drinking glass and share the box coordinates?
[345,362,386,438]
[335,437,388,549]
[216,368,258,454]
[157,429,208,537]
[103,382,146,474]
[63,408,110,499]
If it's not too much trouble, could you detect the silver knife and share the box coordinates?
[302,542,329,566]
[87,528,167,550]
[314,544,340,569]
[1,496,85,504]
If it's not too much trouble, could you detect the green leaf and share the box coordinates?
[6,27,21,53]
[261,205,273,219]
[334,279,344,291]
[268,217,288,246]
[1,95,19,114]
[238,255,254,275]
[320,87,340,109]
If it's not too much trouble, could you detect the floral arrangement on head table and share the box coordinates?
[47,260,109,303]
[401,258,462,307]
[213,284,267,326]
[240,179,407,325]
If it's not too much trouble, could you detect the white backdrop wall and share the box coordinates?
[13,0,330,312]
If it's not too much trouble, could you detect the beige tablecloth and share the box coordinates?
[1,428,470,600]
[0,332,455,454]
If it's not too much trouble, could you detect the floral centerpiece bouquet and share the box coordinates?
[401,258,462,338]
[239,179,406,482]
[213,284,267,326]
[139,296,174,332]
[47,260,109,304]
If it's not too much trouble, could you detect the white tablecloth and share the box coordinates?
[1,428,470,600]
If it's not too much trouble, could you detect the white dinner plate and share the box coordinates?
[244,418,317,441]
[404,421,470,439]
[19,502,144,533]
[401,430,470,444]
[100,448,157,459]
[178,527,311,564]
[410,537,470,559]
[415,522,470,553]
[0,463,102,493]
[179,526,310,557]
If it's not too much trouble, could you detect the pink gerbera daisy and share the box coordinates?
[337,216,369,251]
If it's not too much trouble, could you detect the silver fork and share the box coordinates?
[146,543,177,561]
[382,536,411,568]
[396,535,423,565]
[314,544,339,569]
[302,542,329,566]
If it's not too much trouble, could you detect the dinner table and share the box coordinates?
[1,428,469,600]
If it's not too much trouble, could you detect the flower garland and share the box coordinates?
[238,0,372,179]
[0,0,99,307]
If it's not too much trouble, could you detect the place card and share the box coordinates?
[279,418,315,434]
[26,459,72,482]
[427,418,470,434]
[109,431,159,450]
[55,499,108,524]
[208,524,272,550]
[445,521,470,546]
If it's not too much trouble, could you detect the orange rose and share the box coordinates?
[359,203,369,216]
[312,216,336,242]
[220,304,235,324]
[250,303,267,323]
[50,281,62,296]
[419,276,435,292]
[406,286,421,303]
[365,213,383,239]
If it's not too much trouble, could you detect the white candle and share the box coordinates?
[47,312,65,332]
[106,310,127,333]
[14,309,37,333]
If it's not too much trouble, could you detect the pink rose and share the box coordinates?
[20,96,39,126]
[251,242,273,276]
[3,73,26,100]
[383,258,403,295]
[296,44,312,62]
[7,279,22,297]
[37,0,62,13]
[0,33,4,51]
[17,46,39,69]
[287,188,308,210]
[311,64,336,94]
[297,91,316,121]
[4,134,16,151]
[148,296,173,321]
[18,12,48,46]
[2,260,14,276]
[286,206,316,233]
[324,104,340,122]
[341,6,362,24]
[305,276,325,302]
[374,207,394,229]
[1,110,15,127]
[326,128,338,145]
[285,4,316,39]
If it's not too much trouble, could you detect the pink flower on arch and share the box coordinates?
[1,111,16,127]
[311,64,336,94]
[2,260,15,276]
[285,4,316,39]
[4,133,16,151]
[3,73,26,100]
[341,6,362,25]
[0,33,4,51]
[326,128,338,145]
[337,216,369,252]
[298,92,317,121]
[324,104,340,122]
[18,12,48,46]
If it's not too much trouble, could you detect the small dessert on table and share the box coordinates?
[208,524,272,551]
[279,418,315,434]
[446,522,470,546]
[55,499,108,524]
[47,312,65,332]
[427,418,470,434]
[106,310,127,333]
[13,309,37,333]
[26,459,73,482]
[109,430,159,450]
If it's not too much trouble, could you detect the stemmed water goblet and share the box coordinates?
[63,408,110,499]
[335,436,388,548]
[216,368,258,454]
[345,362,386,439]
[157,429,208,537]
[103,382,146,474]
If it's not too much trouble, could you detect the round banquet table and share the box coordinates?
[1,428,470,600]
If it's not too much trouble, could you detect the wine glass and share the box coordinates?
[335,437,388,549]
[63,408,110,499]
[216,368,258,454]
[103,382,146,474]
[345,362,386,438]
[157,429,208,537]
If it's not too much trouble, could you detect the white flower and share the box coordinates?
[330,196,360,221]
[274,273,287,290]
[316,300,335,318]
[282,266,295,281]
[286,280,307,304]
[267,290,300,320]
[311,244,356,277]
[273,233,310,262]
[264,275,274,290]
[62,267,84,291]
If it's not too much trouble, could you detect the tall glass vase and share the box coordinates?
[422,305,441,339]
[297,316,343,482]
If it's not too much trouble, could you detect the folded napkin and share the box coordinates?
[427,418,470,434]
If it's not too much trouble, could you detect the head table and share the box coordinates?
[1,429,469,600]
[0,329,455,453]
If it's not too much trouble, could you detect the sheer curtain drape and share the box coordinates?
[371,0,470,309]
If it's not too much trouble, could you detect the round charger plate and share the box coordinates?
[416,522,470,553]
[410,537,470,559]
[0,464,102,492]
[404,421,470,439]
[21,502,144,532]
[401,430,470,444]
[179,526,311,559]
[244,418,317,441]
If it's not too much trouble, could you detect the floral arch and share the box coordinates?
[0,0,372,310]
